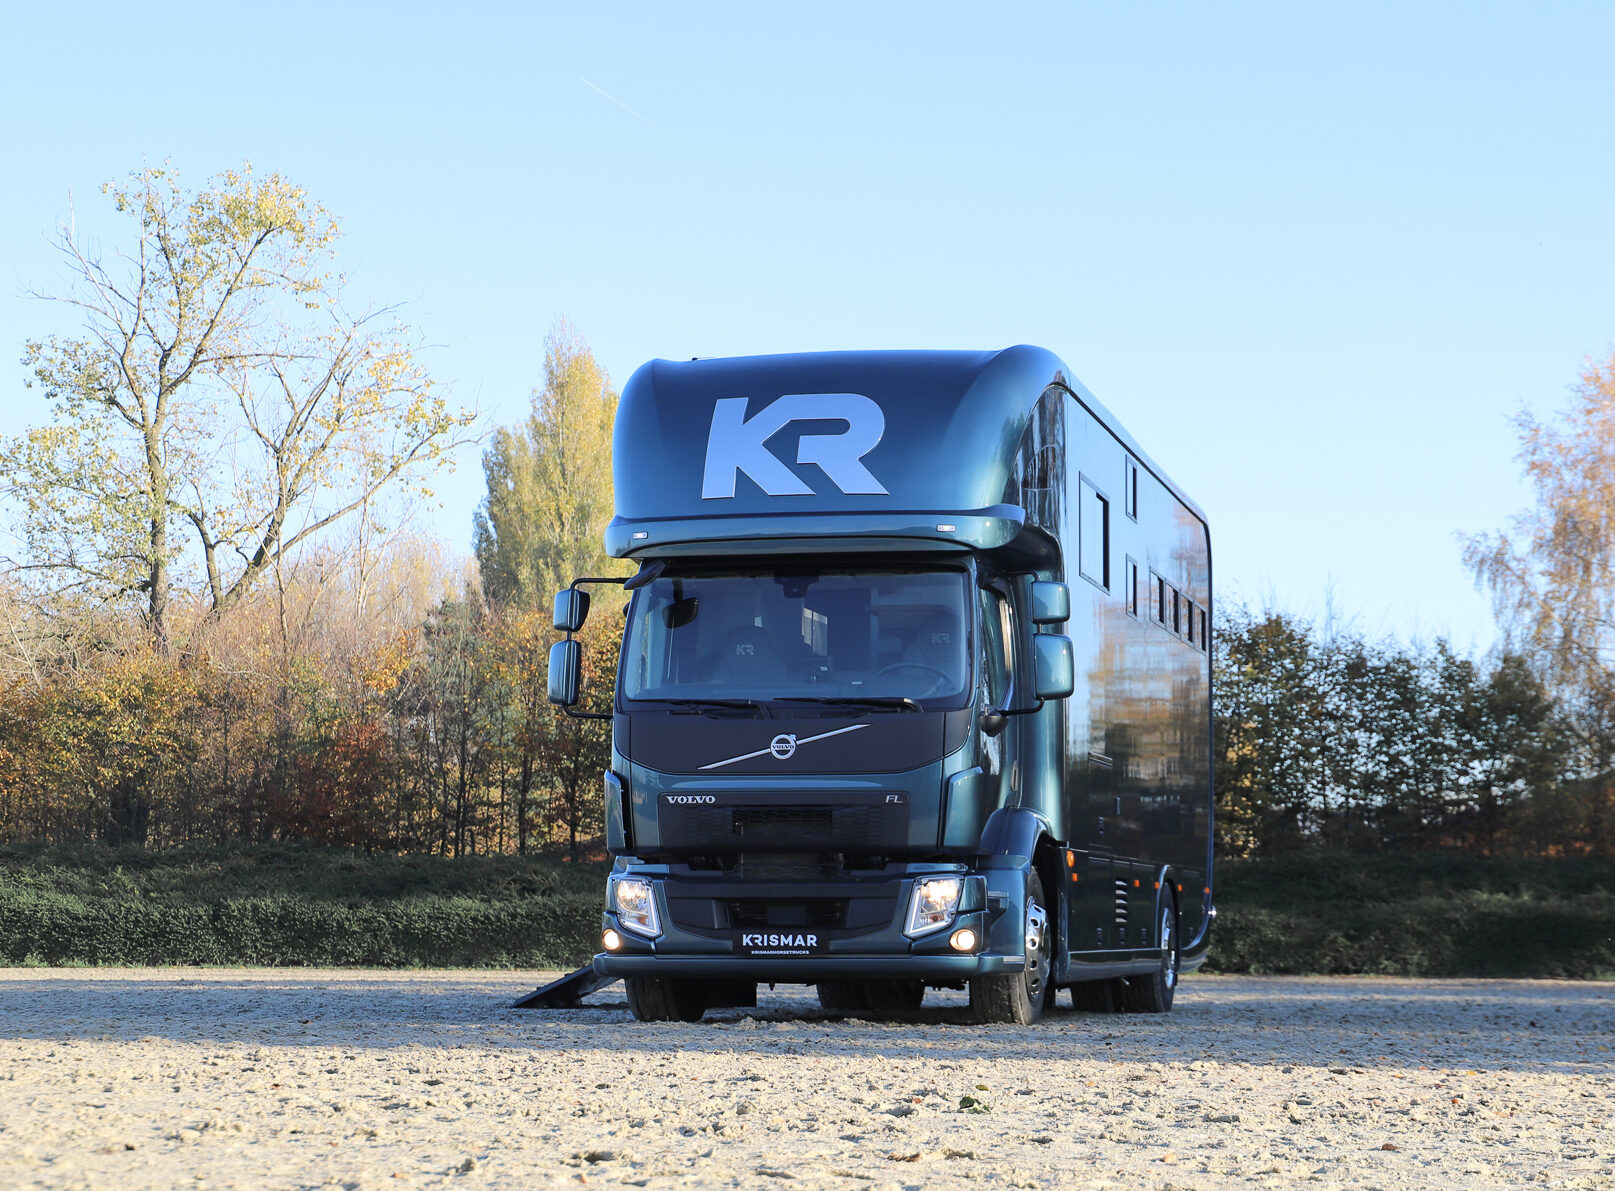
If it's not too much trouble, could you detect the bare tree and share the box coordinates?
[4,163,477,652]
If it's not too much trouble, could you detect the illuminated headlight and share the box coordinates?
[612,878,661,937]
[904,877,964,937]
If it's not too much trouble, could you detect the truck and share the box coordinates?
[546,346,1214,1024]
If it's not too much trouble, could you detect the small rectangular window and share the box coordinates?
[1199,607,1209,652]
[1079,476,1111,590]
[1171,589,1182,635]
[1153,572,1167,624]
[1185,600,1196,644]
[1124,457,1139,520]
[1125,557,1139,618]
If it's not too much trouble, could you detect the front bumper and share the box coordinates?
[594,864,1031,983]
[594,951,1025,981]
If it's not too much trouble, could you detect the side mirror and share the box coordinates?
[1030,581,1070,625]
[547,639,581,706]
[1032,634,1075,700]
[553,589,591,633]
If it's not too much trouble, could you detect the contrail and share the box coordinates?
[579,77,659,132]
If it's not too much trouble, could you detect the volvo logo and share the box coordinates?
[664,795,716,805]
[699,722,870,771]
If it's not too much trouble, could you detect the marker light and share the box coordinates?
[632,531,649,540]
[904,876,964,937]
[602,928,623,951]
[612,877,661,937]
[935,523,957,533]
[949,927,978,952]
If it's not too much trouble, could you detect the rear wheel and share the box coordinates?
[624,976,708,1022]
[817,980,924,1013]
[864,980,925,1011]
[969,871,1052,1024]
[1122,896,1180,1013]
[1070,977,1125,1013]
[816,982,868,1013]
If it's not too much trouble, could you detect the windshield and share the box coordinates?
[621,567,972,708]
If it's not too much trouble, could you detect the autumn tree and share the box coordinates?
[3,163,476,653]
[473,323,624,608]
[1465,353,1615,855]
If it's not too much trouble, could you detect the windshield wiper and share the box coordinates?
[773,696,923,713]
[659,698,767,717]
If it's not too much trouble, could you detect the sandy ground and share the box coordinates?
[0,971,1610,1191]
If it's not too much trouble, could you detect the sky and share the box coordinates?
[3,1,1613,654]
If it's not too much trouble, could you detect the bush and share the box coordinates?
[3,844,1611,976]
[1204,853,1615,978]
[0,843,610,968]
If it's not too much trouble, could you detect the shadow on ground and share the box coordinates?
[1,970,1609,1075]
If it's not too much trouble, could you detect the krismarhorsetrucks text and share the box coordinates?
[547,347,1214,1024]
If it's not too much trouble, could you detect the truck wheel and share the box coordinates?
[968,871,1051,1024]
[863,980,925,1011]
[1122,896,1179,1013]
[1070,977,1124,1013]
[624,976,708,1022]
[816,982,869,1013]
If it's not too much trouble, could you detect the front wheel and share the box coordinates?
[1122,896,1180,1013]
[969,871,1052,1024]
[625,976,708,1022]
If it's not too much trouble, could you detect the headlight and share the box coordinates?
[905,876,963,937]
[612,877,661,937]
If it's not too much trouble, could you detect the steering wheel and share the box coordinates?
[874,662,953,685]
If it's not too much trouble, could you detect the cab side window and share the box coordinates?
[979,588,1013,706]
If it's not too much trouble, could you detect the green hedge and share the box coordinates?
[2,845,1611,976]
[0,888,603,968]
[1204,853,1615,979]
[0,843,610,968]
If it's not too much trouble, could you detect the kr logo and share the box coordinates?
[701,394,889,499]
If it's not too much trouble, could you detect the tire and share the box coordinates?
[817,981,924,1013]
[969,870,1052,1024]
[816,982,869,1013]
[863,980,925,1011]
[624,976,708,1022]
[1122,894,1180,1013]
[1070,977,1124,1013]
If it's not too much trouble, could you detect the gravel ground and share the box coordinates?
[0,969,1611,1191]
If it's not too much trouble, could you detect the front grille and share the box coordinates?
[659,791,908,854]
[663,876,903,937]
[727,898,848,930]
[733,806,833,833]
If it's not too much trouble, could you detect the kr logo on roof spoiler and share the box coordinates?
[701,394,889,499]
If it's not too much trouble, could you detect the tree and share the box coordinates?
[1213,607,1342,854]
[3,163,476,653]
[473,322,623,608]
[1464,353,1615,854]
[537,611,618,859]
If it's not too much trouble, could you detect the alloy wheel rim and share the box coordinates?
[1160,905,1177,990]
[1025,899,1049,1001]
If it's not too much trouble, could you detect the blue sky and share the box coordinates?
[4,2,1613,651]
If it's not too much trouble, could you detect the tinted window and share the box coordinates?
[622,568,972,707]
[1079,477,1110,590]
